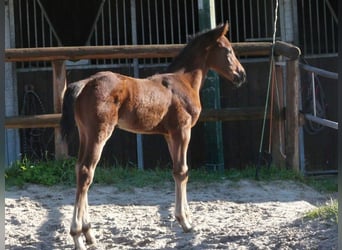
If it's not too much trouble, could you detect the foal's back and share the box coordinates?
[75,71,200,135]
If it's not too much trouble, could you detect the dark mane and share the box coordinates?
[166,23,227,73]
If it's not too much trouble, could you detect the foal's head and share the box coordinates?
[205,23,246,87]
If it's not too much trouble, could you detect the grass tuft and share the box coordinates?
[304,199,338,224]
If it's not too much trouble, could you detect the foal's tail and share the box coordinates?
[60,81,86,142]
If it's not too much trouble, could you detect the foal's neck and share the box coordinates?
[169,64,209,94]
[166,48,210,93]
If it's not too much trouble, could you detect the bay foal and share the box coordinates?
[60,23,246,249]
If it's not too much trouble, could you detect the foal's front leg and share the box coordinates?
[166,128,193,232]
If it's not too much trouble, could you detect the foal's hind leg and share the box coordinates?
[70,122,115,250]
[165,127,192,232]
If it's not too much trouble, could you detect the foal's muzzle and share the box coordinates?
[233,69,247,87]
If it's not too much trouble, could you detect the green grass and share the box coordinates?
[5,156,76,187]
[2,158,300,185]
[304,199,338,224]
[5,157,337,194]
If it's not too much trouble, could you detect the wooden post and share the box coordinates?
[271,62,286,169]
[52,60,68,159]
[285,59,300,171]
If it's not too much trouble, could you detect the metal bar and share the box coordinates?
[162,0,166,43]
[154,0,160,64]
[311,72,316,116]
[256,0,260,38]
[33,0,38,47]
[305,114,338,130]
[315,0,321,53]
[184,0,188,39]
[325,0,338,23]
[139,0,144,44]
[49,25,52,47]
[263,0,267,37]
[235,0,240,41]
[18,0,23,48]
[300,63,338,79]
[26,0,30,48]
[300,0,307,54]
[123,0,127,45]
[147,0,152,43]
[228,0,232,41]
[242,0,246,40]
[94,25,99,64]
[155,0,159,44]
[308,0,314,54]
[177,0,181,43]
[41,3,45,47]
[331,15,336,52]
[169,0,174,42]
[36,0,62,46]
[108,0,112,45]
[323,1,328,53]
[115,0,120,45]
[131,0,144,170]
[191,0,195,34]
[101,6,105,45]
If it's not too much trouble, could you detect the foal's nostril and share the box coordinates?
[234,70,246,85]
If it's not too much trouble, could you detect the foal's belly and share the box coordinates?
[117,85,172,134]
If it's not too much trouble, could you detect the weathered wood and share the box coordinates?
[285,59,300,171]
[5,43,275,62]
[274,41,301,60]
[5,44,183,62]
[52,60,68,159]
[5,107,269,129]
[271,64,286,169]
[4,114,61,128]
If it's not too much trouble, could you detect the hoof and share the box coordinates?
[182,224,193,233]
[84,230,96,245]
[176,215,193,233]
[72,235,87,250]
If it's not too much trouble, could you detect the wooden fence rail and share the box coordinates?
[4,41,301,169]
[4,107,267,129]
[5,41,299,62]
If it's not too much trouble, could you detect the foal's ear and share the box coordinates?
[220,22,229,36]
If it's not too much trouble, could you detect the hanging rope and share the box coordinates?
[255,0,279,179]
[20,84,50,160]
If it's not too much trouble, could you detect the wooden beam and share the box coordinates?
[4,42,303,63]
[4,114,61,128]
[274,41,301,60]
[5,43,275,62]
[4,107,269,129]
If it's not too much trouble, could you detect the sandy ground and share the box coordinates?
[5,179,337,250]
